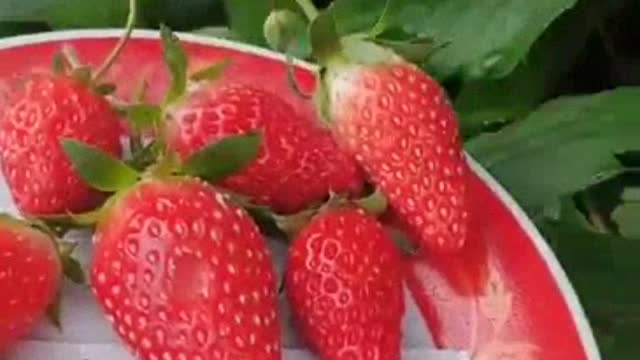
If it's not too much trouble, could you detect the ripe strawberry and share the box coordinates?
[286,207,404,360]
[91,177,282,360]
[324,59,468,253]
[0,73,122,215]
[166,83,363,214]
[0,215,61,351]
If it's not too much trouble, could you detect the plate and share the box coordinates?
[0,30,600,360]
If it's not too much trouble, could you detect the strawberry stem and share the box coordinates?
[61,45,82,69]
[294,0,319,20]
[93,0,138,82]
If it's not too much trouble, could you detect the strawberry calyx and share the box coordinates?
[284,0,443,122]
[123,26,244,175]
[59,134,262,227]
[248,187,389,239]
[49,0,139,95]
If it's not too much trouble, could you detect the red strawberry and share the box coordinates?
[91,177,282,360]
[286,207,405,360]
[324,59,468,253]
[166,82,363,214]
[0,73,122,215]
[0,216,61,351]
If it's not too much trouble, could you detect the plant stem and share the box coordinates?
[61,45,82,69]
[294,0,319,21]
[93,0,138,82]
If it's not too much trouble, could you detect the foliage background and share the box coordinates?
[1,0,639,357]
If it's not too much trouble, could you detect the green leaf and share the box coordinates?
[160,25,188,105]
[0,1,54,21]
[373,37,436,64]
[541,219,640,360]
[467,88,640,215]
[182,133,262,182]
[140,0,226,31]
[190,59,232,82]
[61,139,139,192]
[126,104,163,129]
[0,21,50,36]
[612,193,640,239]
[596,320,640,360]
[329,0,578,80]
[541,220,640,310]
[620,187,640,201]
[455,0,613,137]
[43,0,131,28]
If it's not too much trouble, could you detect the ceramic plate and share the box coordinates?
[0,30,600,360]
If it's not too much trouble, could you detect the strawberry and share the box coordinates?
[166,82,363,214]
[286,207,405,360]
[261,3,469,252]
[91,177,282,360]
[0,73,123,215]
[0,0,141,216]
[0,215,61,351]
[305,21,469,253]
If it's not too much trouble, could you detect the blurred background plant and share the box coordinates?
[2,0,640,357]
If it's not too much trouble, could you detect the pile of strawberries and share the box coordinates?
[0,5,469,360]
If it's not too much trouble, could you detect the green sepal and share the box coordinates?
[128,140,162,172]
[61,139,140,192]
[46,290,63,330]
[51,51,69,75]
[160,24,188,105]
[355,188,388,216]
[190,59,232,82]
[387,227,419,256]
[181,133,262,182]
[70,66,93,86]
[126,104,163,130]
[60,241,86,285]
[94,82,117,96]
[34,206,104,231]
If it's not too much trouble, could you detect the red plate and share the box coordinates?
[0,30,600,360]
